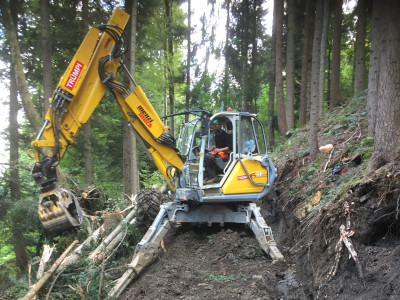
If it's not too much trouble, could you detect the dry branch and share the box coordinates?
[37,245,54,279]
[326,201,363,281]
[21,240,79,300]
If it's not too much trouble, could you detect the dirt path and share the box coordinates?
[121,224,292,299]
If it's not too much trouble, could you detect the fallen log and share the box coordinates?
[21,240,79,300]
[58,206,137,272]
[92,216,137,265]
[89,207,137,262]
[57,227,102,272]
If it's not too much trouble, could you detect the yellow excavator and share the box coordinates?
[31,8,283,294]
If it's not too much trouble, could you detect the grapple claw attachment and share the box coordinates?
[38,186,83,233]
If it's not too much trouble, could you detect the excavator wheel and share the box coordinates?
[135,188,162,232]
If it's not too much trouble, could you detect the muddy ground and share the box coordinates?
[121,169,400,299]
[122,129,400,299]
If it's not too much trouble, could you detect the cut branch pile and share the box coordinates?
[21,240,79,300]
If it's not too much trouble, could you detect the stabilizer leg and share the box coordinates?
[108,204,171,298]
[248,203,285,262]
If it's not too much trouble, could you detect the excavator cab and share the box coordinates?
[177,110,277,203]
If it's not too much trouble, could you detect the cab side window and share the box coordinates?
[238,117,258,154]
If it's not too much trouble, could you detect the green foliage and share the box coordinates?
[113,223,143,258]
[139,168,164,189]
[0,276,28,299]
[302,160,320,181]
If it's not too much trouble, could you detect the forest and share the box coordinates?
[0,0,399,299]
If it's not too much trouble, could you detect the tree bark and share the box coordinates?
[299,0,314,126]
[223,0,231,107]
[122,0,140,198]
[80,0,94,186]
[318,0,329,117]
[0,0,43,134]
[165,0,175,136]
[240,0,249,112]
[268,3,276,149]
[329,0,343,108]
[274,0,288,136]
[41,0,52,113]
[285,0,296,129]
[10,62,28,273]
[185,0,191,122]
[369,0,400,171]
[367,0,382,135]
[354,0,367,95]
[309,0,324,161]
[9,67,21,202]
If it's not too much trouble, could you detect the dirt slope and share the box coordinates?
[122,99,400,299]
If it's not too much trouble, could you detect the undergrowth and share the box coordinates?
[1,222,142,299]
[271,92,372,220]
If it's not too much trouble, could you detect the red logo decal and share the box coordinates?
[137,106,153,128]
[237,172,262,181]
[65,61,84,90]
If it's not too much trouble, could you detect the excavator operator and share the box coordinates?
[204,119,232,183]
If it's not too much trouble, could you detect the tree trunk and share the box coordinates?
[83,123,93,185]
[0,0,67,189]
[369,0,400,171]
[9,67,21,202]
[250,0,259,112]
[299,0,314,126]
[329,0,343,108]
[223,0,231,108]
[80,0,94,186]
[41,0,52,113]
[165,0,175,136]
[309,0,324,161]
[185,0,191,122]
[354,0,367,95]
[12,225,28,273]
[318,0,329,117]
[123,0,139,198]
[274,0,288,136]
[10,62,28,273]
[367,0,383,135]
[267,1,276,149]
[0,0,42,134]
[240,0,249,113]
[285,0,296,129]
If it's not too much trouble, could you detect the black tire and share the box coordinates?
[135,188,162,232]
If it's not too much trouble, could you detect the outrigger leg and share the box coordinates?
[109,201,284,298]
[109,204,171,298]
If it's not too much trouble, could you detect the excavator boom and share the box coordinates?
[32,8,183,233]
